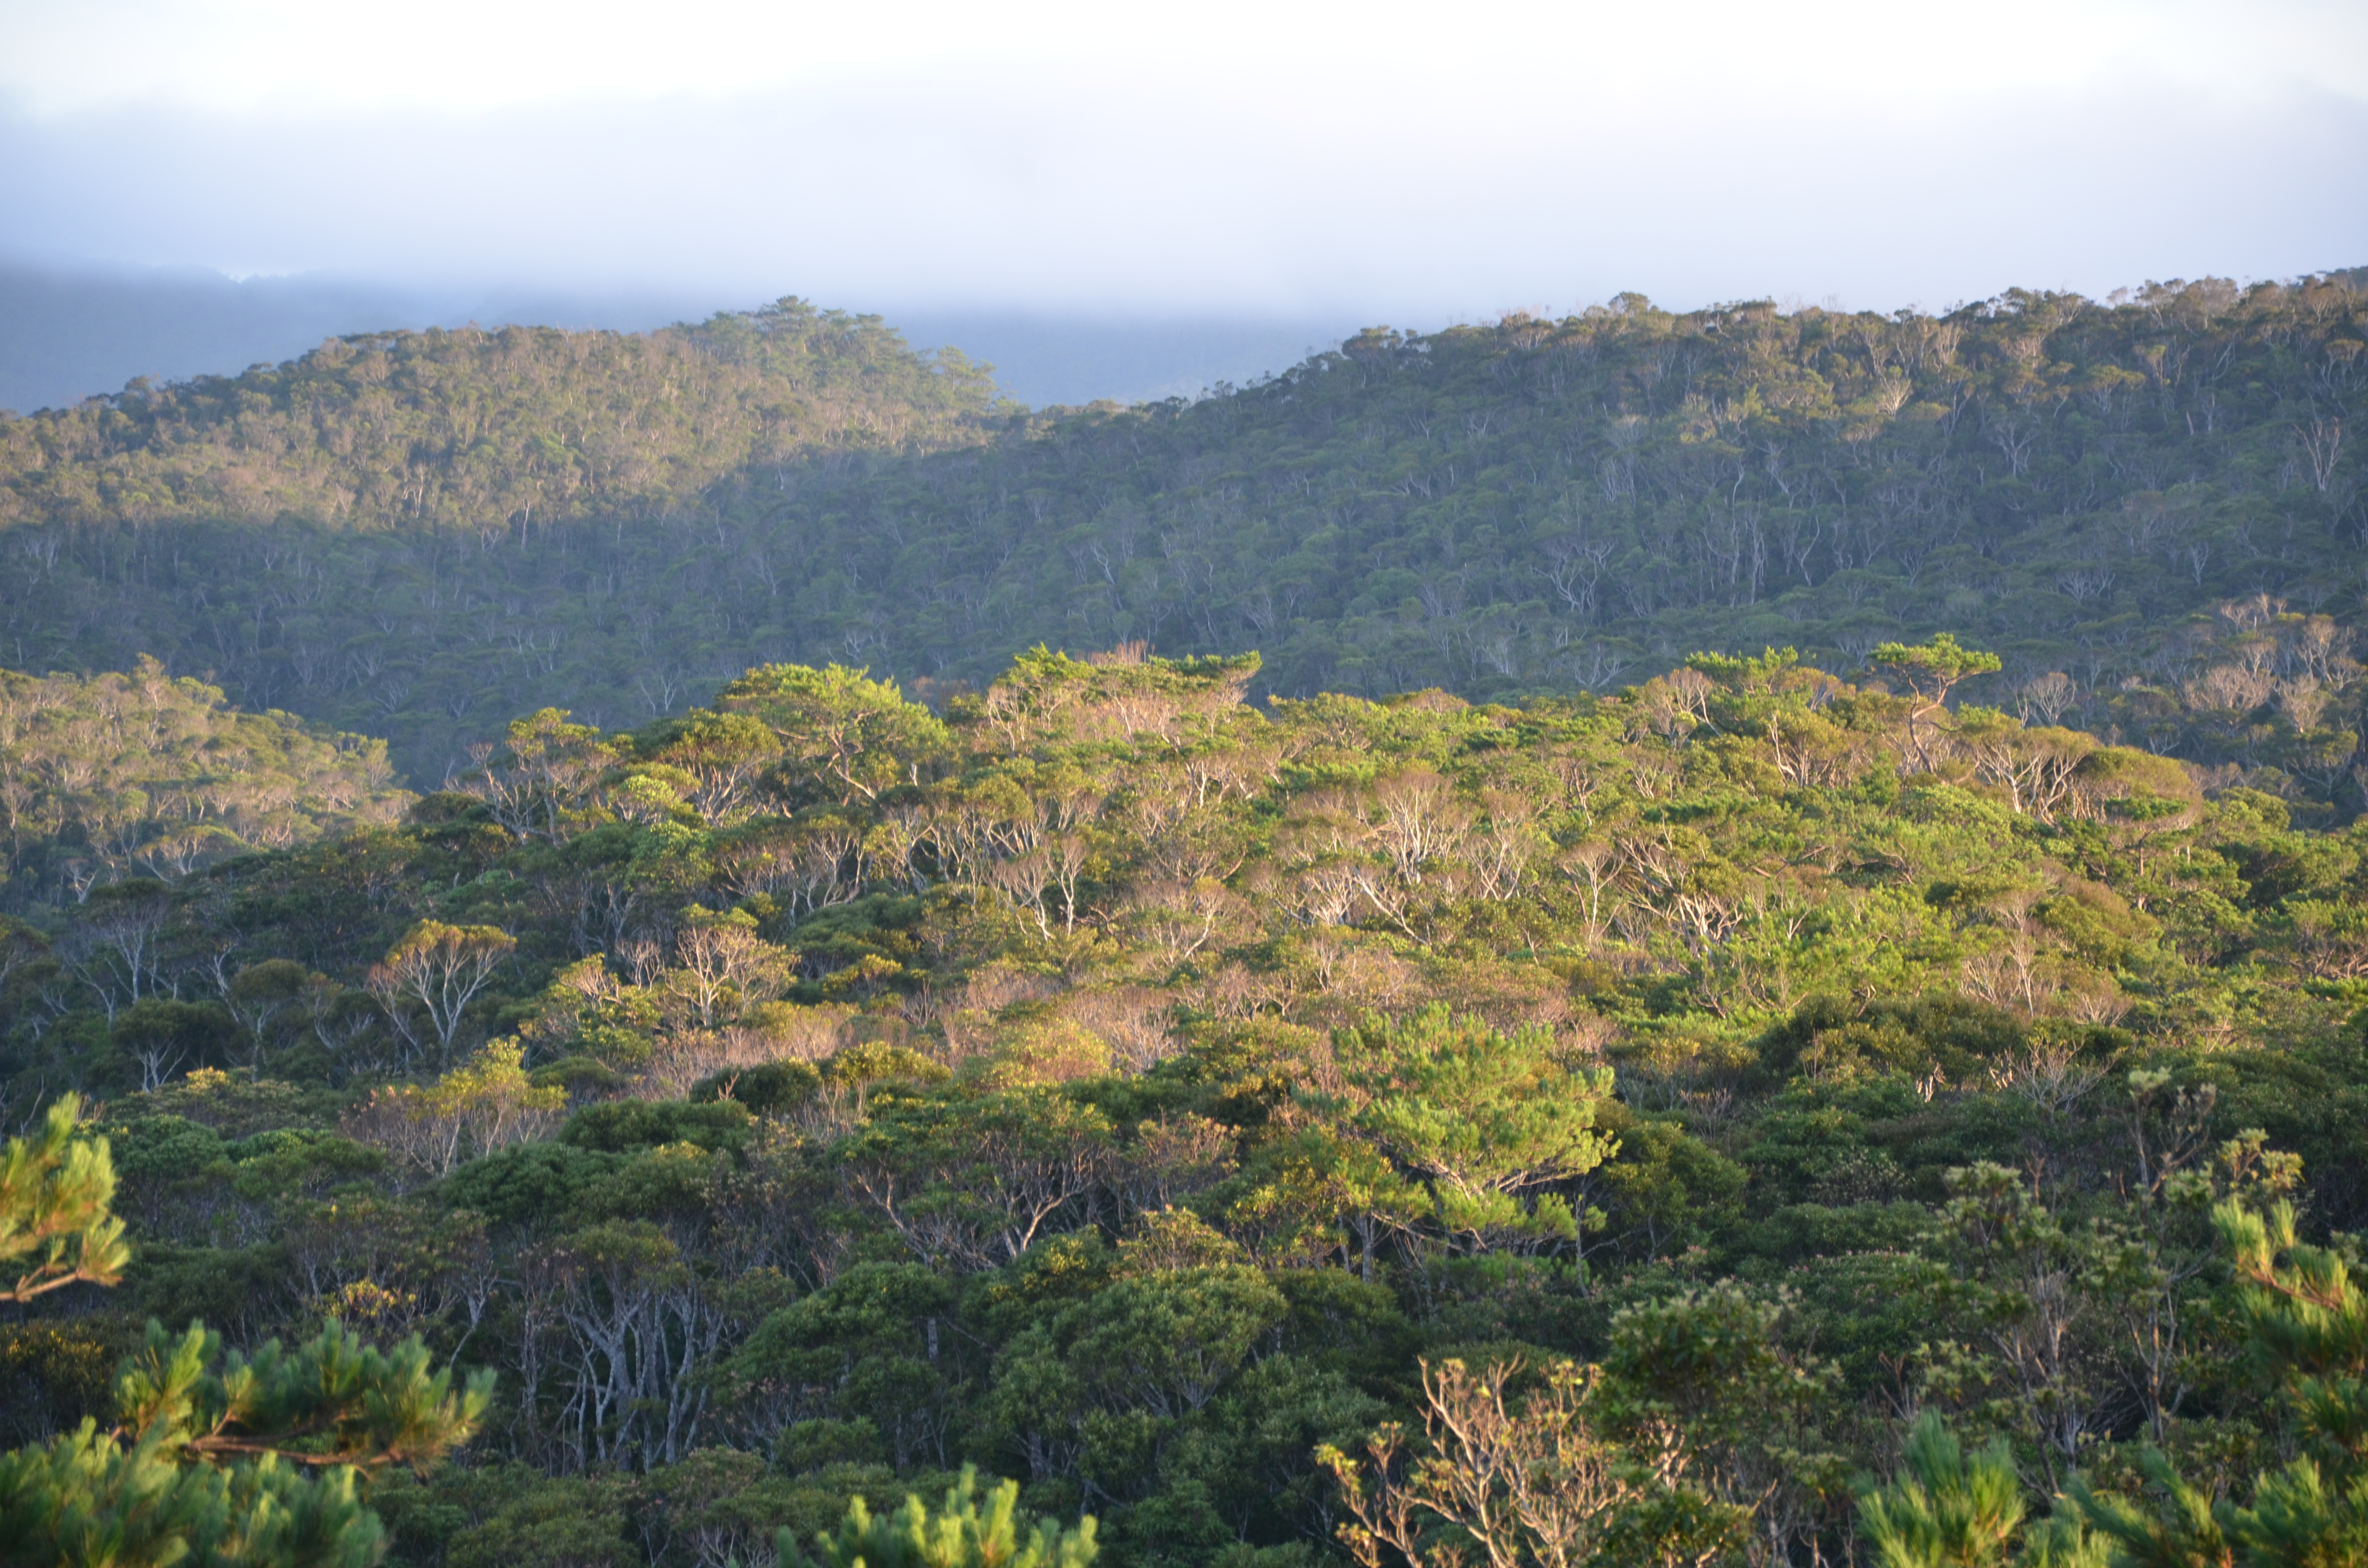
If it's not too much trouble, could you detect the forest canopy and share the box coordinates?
[0,298,1006,534]
[0,657,411,910]
[0,274,2361,777]
[4,638,2368,1568]
[5,264,2368,1568]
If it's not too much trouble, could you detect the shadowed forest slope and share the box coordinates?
[0,274,2361,785]
[0,297,1005,532]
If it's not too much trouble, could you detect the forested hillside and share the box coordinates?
[0,297,1004,531]
[0,274,2361,782]
[0,657,410,910]
[7,644,2368,1568]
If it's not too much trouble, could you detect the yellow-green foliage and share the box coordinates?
[0,657,409,906]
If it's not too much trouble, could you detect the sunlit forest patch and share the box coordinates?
[7,635,2368,1567]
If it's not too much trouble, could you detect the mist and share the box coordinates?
[2,0,2363,411]
[0,259,1368,415]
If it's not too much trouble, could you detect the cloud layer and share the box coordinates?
[3,0,2363,318]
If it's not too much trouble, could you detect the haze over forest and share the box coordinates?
[0,259,1362,417]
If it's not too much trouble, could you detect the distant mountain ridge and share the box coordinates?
[0,272,2362,785]
[0,297,1005,535]
[0,261,1360,416]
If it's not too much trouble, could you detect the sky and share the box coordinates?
[1,0,2365,326]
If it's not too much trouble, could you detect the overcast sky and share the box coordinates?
[1,0,2364,323]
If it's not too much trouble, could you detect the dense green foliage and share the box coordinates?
[782,1466,1098,1568]
[7,640,2368,1566]
[0,1103,489,1566]
[0,300,1002,533]
[1,658,411,911]
[1,1095,129,1304]
[0,277,2362,781]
